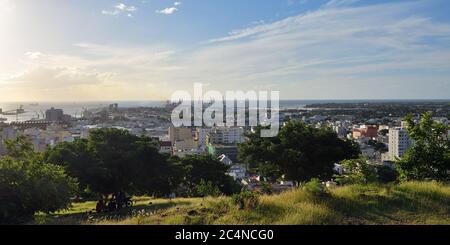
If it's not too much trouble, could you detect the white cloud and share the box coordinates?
[3,1,450,100]
[186,1,450,98]
[25,52,44,60]
[102,3,137,17]
[0,43,180,101]
[156,2,182,15]
[156,7,178,15]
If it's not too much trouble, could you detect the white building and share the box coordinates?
[195,128,213,149]
[206,127,244,145]
[0,125,74,153]
[384,127,412,161]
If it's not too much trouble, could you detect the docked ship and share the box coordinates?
[0,105,26,115]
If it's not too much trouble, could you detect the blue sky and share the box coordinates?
[0,0,450,101]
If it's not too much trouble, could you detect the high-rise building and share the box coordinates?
[206,127,244,145]
[385,127,412,161]
[45,107,64,122]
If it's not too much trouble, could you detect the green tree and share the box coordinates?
[179,155,239,196]
[44,139,97,195]
[396,112,450,181]
[375,165,398,183]
[195,179,222,197]
[0,137,77,224]
[44,128,181,197]
[239,121,360,183]
[334,158,377,185]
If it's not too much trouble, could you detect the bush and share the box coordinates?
[334,158,377,185]
[303,178,328,196]
[260,181,274,195]
[232,191,259,210]
[195,180,222,197]
[0,136,78,224]
[376,165,399,183]
[0,157,78,224]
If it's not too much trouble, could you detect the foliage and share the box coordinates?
[334,158,378,185]
[396,112,450,181]
[178,155,239,197]
[239,120,360,183]
[260,181,274,195]
[0,137,77,224]
[44,128,181,197]
[375,165,399,183]
[194,179,222,197]
[303,178,328,196]
[368,140,388,153]
[232,191,260,210]
[258,162,282,182]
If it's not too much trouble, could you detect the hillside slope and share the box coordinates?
[34,182,450,225]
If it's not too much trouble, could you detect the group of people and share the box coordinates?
[96,192,133,213]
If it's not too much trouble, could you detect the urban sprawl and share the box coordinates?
[1,101,449,192]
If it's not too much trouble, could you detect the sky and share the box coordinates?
[0,0,450,101]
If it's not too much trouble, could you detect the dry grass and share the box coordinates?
[33,182,450,225]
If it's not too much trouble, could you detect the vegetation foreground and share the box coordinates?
[34,181,450,225]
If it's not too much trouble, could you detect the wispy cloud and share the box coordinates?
[3,1,450,100]
[156,7,178,15]
[25,51,43,60]
[156,2,182,15]
[191,1,450,98]
[325,0,359,8]
[102,3,137,17]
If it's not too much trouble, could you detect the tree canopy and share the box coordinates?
[0,136,77,224]
[396,112,450,181]
[239,120,360,183]
[44,128,180,197]
[177,155,240,196]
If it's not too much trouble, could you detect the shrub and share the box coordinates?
[260,181,274,195]
[0,137,78,224]
[232,191,259,210]
[334,158,378,185]
[303,178,328,196]
[376,165,399,183]
[195,179,222,197]
[0,157,78,224]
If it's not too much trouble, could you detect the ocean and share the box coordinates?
[1,100,448,122]
[0,101,166,122]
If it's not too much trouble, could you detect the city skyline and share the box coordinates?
[1,0,450,101]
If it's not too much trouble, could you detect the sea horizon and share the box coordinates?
[1,99,449,122]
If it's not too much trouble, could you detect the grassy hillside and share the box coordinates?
[33,182,450,225]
